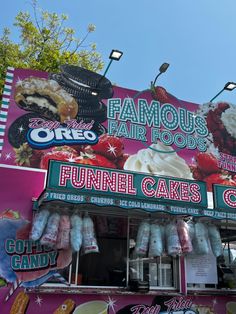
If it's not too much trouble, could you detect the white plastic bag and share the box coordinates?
[148,223,164,257]
[30,209,50,241]
[177,220,193,254]
[134,220,150,256]
[40,212,60,247]
[187,220,195,241]
[193,222,210,255]
[82,214,99,254]
[70,214,83,252]
[208,224,223,257]
[56,215,71,249]
[166,222,182,256]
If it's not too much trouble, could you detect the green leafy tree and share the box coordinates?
[0,0,104,93]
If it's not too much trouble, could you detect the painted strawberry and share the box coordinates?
[204,173,236,192]
[84,134,124,161]
[150,85,169,103]
[96,154,117,168]
[40,150,77,169]
[14,142,43,168]
[116,153,130,170]
[189,164,205,181]
[74,152,117,169]
[74,153,98,166]
[195,152,219,175]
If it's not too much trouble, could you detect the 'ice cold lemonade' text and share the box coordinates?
[107,98,208,151]
[59,165,202,203]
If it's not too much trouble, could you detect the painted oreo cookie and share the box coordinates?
[77,101,107,123]
[60,64,113,99]
[50,65,113,126]
[8,113,39,148]
[80,119,107,136]
[50,73,99,106]
[50,65,113,106]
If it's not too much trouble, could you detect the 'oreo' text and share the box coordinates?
[27,118,98,149]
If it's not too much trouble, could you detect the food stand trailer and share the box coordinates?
[0,66,236,313]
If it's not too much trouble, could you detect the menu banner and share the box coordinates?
[213,184,236,211]
[46,160,208,208]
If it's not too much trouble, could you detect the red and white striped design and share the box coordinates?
[5,278,21,302]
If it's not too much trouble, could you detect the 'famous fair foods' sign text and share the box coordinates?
[1,66,236,191]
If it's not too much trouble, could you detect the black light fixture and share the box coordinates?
[224,82,236,91]
[109,49,123,61]
[152,62,170,86]
[210,82,236,102]
[102,49,123,77]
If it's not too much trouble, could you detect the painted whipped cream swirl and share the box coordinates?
[124,142,193,179]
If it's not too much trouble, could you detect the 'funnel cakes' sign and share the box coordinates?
[45,160,208,208]
[1,66,236,192]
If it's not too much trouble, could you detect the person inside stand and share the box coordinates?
[107,240,126,286]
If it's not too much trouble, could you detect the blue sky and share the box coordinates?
[1,0,236,105]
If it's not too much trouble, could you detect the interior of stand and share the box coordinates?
[34,201,236,293]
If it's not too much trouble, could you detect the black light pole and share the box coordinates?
[150,62,170,100]
[152,62,170,86]
[210,82,236,102]
[103,49,123,77]
[94,49,123,93]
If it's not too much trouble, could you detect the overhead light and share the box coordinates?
[96,49,124,88]
[109,49,123,61]
[153,62,170,86]
[152,62,170,86]
[224,82,236,91]
[210,81,236,102]
[159,62,170,74]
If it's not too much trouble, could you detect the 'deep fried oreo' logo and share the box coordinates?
[27,118,98,149]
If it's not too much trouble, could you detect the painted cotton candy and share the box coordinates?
[15,223,72,284]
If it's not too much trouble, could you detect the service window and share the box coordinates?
[43,208,180,291]
[61,212,128,287]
